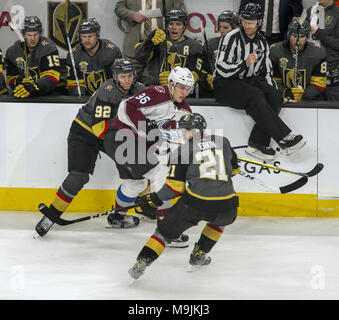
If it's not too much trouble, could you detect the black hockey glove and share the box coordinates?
[13,78,40,98]
[146,119,159,135]
[136,192,163,219]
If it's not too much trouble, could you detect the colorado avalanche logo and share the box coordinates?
[156,116,183,143]
[154,86,165,93]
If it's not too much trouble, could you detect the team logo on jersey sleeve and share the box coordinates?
[47,1,88,52]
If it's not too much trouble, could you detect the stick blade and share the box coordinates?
[279,176,308,194]
[306,163,324,177]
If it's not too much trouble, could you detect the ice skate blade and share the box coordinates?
[245,146,275,161]
[33,232,41,239]
[284,140,306,156]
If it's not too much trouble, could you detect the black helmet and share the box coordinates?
[78,18,100,36]
[23,16,42,33]
[287,19,311,38]
[178,113,207,139]
[112,58,136,84]
[218,10,239,28]
[240,3,263,20]
[166,9,188,25]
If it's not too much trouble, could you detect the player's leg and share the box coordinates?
[189,196,238,269]
[129,199,198,279]
[144,163,189,247]
[106,177,148,228]
[35,132,99,237]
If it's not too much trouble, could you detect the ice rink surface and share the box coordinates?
[1,211,339,300]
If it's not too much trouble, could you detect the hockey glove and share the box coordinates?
[285,87,304,102]
[146,119,159,135]
[159,71,170,86]
[148,29,166,45]
[136,192,163,218]
[206,73,213,90]
[13,78,40,98]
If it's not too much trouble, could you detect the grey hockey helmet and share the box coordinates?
[112,58,136,84]
[78,18,101,37]
[287,19,311,38]
[218,10,240,28]
[166,9,188,25]
[178,113,207,139]
[22,16,42,33]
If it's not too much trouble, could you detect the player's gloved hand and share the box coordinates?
[13,78,40,98]
[136,193,163,218]
[145,119,159,135]
[148,29,166,45]
[206,73,213,90]
[285,87,304,102]
[159,71,170,86]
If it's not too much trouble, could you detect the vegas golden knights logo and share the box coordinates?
[47,1,88,51]
[283,68,306,89]
[85,70,106,93]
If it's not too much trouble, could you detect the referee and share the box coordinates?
[213,2,305,161]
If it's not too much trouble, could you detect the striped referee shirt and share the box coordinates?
[214,28,277,88]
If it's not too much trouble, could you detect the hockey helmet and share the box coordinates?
[178,113,207,139]
[22,16,42,33]
[218,10,240,28]
[287,19,311,38]
[112,58,136,80]
[78,18,101,37]
[166,9,188,25]
[240,2,263,20]
[168,66,195,88]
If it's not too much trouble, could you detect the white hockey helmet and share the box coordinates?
[168,66,195,88]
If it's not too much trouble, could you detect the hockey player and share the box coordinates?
[34,58,145,238]
[128,113,240,279]
[0,48,7,95]
[5,16,61,98]
[134,9,203,87]
[103,66,193,246]
[197,10,240,96]
[307,0,339,101]
[270,20,327,102]
[214,3,306,161]
[66,18,122,96]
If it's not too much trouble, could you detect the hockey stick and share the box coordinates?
[38,203,139,226]
[55,0,82,96]
[238,157,324,178]
[8,22,29,79]
[200,21,213,73]
[239,170,308,194]
[162,0,168,71]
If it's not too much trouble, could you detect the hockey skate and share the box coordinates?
[34,204,54,238]
[187,243,211,272]
[278,134,306,156]
[167,234,189,248]
[245,142,276,161]
[106,211,140,229]
[128,259,148,280]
